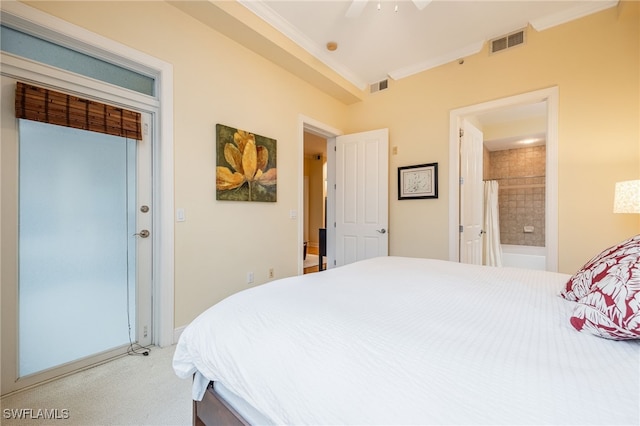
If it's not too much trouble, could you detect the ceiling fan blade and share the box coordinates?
[346,0,368,18]
[411,0,432,10]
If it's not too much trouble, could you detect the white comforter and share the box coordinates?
[173,257,640,425]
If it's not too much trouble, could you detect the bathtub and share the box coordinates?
[501,244,546,270]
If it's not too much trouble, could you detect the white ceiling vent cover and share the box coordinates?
[370,79,389,94]
[490,29,526,54]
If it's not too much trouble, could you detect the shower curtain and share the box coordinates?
[483,180,502,267]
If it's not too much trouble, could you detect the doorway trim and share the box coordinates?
[1,2,175,346]
[448,87,559,272]
[298,115,342,274]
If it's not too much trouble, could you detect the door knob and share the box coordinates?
[135,229,150,238]
[376,229,387,234]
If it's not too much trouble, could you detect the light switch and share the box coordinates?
[176,208,186,222]
[289,209,297,220]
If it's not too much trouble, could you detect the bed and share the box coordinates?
[173,252,640,425]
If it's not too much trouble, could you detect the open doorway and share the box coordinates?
[297,116,341,275]
[303,131,328,273]
[449,87,559,272]
[477,102,547,270]
[297,117,389,275]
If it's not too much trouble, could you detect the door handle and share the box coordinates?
[376,229,387,234]
[134,229,150,238]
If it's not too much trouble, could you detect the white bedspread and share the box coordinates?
[173,257,640,425]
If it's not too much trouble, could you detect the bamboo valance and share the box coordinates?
[15,82,142,140]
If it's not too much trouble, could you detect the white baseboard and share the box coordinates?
[173,326,186,344]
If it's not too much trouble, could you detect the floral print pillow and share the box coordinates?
[563,234,640,340]
[560,234,640,301]
[570,261,640,340]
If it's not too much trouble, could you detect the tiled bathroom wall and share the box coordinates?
[486,145,545,247]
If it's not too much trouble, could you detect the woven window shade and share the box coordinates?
[15,82,142,140]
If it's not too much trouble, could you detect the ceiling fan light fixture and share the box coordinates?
[346,0,431,17]
[345,0,368,18]
[412,0,432,10]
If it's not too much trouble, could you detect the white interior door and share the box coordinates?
[459,120,484,264]
[335,128,389,266]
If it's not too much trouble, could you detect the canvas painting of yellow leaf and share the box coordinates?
[216,124,277,202]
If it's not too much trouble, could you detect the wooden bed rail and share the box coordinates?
[194,381,250,426]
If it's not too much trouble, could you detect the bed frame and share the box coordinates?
[194,381,250,426]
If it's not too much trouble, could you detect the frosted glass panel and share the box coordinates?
[19,120,136,377]
[1,25,155,96]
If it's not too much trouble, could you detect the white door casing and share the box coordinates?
[136,113,153,348]
[459,120,484,265]
[335,129,389,266]
[298,116,339,273]
[448,87,559,272]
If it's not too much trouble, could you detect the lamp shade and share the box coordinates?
[614,180,640,213]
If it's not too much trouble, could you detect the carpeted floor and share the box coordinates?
[1,345,191,426]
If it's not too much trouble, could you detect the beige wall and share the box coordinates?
[19,1,640,330]
[344,2,639,272]
[24,1,348,327]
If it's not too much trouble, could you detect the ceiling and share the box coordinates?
[240,0,618,89]
[478,101,547,151]
[170,1,616,152]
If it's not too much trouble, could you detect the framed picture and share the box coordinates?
[215,124,277,202]
[398,163,438,200]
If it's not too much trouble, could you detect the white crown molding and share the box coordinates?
[530,0,618,31]
[388,40,484,81]
[234,0,618,86]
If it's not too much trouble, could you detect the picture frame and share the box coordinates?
[215,124,277,202]
[398,163,438,200]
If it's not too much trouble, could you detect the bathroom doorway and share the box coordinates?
[477,102,548,270]
[449,87,559,272]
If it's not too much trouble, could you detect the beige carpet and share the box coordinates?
[1,345,192,426]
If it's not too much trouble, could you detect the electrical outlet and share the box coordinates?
[268,268,274,279]
[143,325,148,338]
[247,272,254,284]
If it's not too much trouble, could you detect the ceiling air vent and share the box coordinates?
[490,29,526,54]
[370,79,389,94]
